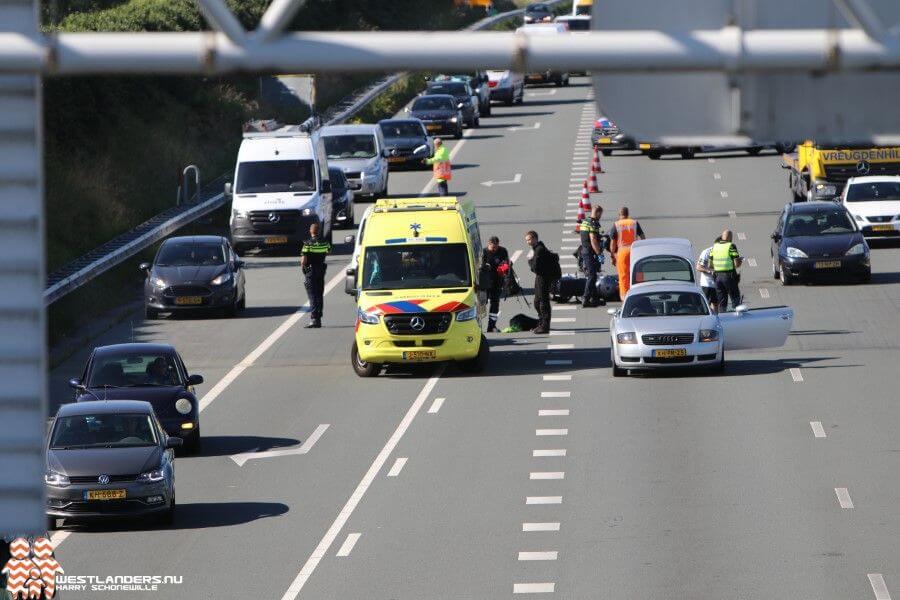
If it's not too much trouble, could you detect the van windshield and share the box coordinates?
[362,243,471,290]
[324,135,377,159]
[236,160,316,194]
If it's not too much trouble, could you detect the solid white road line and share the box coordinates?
[526,496,562,505]
[869,574,892,600]
[545,359,573,365]
[427,397,445,414]
[519,551,558,561]
[530,472,565,480]
[523,523,560,532]
[514,583,556,594]
[542,375,572,381]
[536,429,568,436]
[759,288,770,299]
[810,421,826,438]
[335,533,361,557]
[547,344,575,350]
[387,457,408,477]
[280,372,443,599]
[541,391,571,398]
[790,368,804,382]
[835,487,854,508]
[539,409,570,416]
[533,449,566,457]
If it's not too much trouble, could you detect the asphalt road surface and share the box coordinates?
[46,78,900,599]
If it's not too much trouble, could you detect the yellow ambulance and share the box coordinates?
[347,197,488,376]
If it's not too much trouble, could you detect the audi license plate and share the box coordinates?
[174,296,203,306]
[599,137,611,144]
[872,224,894,232]
[265,236,288,245]
[653,348,687,358]
[814,260,842,269]
[85,489,126,501]
[402,350,436,361]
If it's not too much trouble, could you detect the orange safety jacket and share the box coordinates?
[615,218,638,248]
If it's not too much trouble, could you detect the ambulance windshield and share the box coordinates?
[362,243,471,290]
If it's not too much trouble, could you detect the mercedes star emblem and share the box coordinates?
[410,316,426,331]
[98,474,110,485]
[856,160,871,175]
[268,212,281,223]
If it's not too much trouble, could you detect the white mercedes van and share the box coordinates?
[226,125,332,255]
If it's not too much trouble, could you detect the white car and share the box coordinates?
[608,238,794,376]
[486,70,524,106]
[839,175,900,240]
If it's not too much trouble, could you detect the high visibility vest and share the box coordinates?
[430,146,452,181]
[579,218,599,253]
[711,241,737,272]
[301,239,331,254]
[615,218,637,248]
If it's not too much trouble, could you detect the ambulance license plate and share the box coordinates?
[814,260,841,269]
[175,296,203,306]
[85,489,126,501]
[265,236,288,245]
[653,348,687,358]
[402,350,436,361]
[872,224,894,232]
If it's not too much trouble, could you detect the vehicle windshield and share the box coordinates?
[846,181,900,202]
[156,242,225,267]
[380,122,425,139]
[51,414,158,449]
[412,96,454,111]
[88,353,182,388]
[362,243,471,290]
[632,256,694,284]
[527,4,550,14]
[574,5,591,15]
[785,210,856,236]
[324,135,377,160]
[427,83,466,98]
[563,18,591,30]
[235,160,316,194]
[622,291,709,318]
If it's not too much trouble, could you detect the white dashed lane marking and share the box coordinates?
[868,574,892,600]
[810,421,826,438]
[427,397,445,414]
[737,232,746,240]
[551,317,575,323]
[523,522,560,532]
[387,457,407,477]
[530,472,565,480]
[518,551,559,561]
[542,375,571,381]
[533,449,566,457]
[720,191,729,198]
[549,330,575,336]
[548,344,575,350]
[747,258,758,267]
[835,487,854,509]
[538,409,570,416]
[526,496,562,505]
[335,533,361,557]
[541,391,571,398]
[514,582,556,594]
[790,368,804,382]
[536,429,568,436]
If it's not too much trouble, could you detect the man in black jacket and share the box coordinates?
[525,230,554,334]
[481,236,510,332]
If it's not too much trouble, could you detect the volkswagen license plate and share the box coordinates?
[388,156,405,163]
[402,350,436,361]
[265,236,288,245]
[174,296,203,306]
[653,348,687,358]
[814,260,841,269]
[85,489,126,501]
[872,224,894,232]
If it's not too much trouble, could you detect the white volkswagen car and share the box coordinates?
[609,238,794,376]
[839,176,900,240]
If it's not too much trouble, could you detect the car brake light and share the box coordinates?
[488,81,498,88]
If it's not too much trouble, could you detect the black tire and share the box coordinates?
[474,115,480,128]
[515,86,524,104]
[859,269,872,284]
[233,244,247,257]
[47,516,57,531]
[680,148,695,160]
[160,494,175,526]
[710,351,725,374]
[601,149,612,156]
[554,295,572,304]
[746,146,763,156]
[482,102,491,117]
[459,335,489,374]
[224,300,237,318]
[238,292,246,311]
[347,203,356,228]
[504,97,513,106]
[352,342,380,377]
[780,265,794,286]
[647,151,661,160]
[454,127,463,140]
[183,428,201,454]
[772,254,780,280]
[611,347,625,377]
[145,306,158,320]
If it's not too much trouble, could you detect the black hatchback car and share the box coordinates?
[771,201,871,284]
[379,119,433,170]
[425,81,479,128]
[45,400,180,529]
[407,94,464,139]
[70,343,204,452]
[141,235,246,319]
[329,167,355,228]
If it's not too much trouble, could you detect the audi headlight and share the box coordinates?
[175,398,193,415]
[699,329,719,342]
[138,469,165,483]
[786,247,808,258]
[44,471,70,487]
[616,332,637,344]
[150,276,166,289]
[456,306,477,322]
[357,307,380,325]
[846,243,867,256]
[450,117,458,123]
[210,273,232,286]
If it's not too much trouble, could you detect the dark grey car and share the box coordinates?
[141,235,246,319]
[45,400,181,530]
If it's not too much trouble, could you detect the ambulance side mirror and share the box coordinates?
[344,268,357,295]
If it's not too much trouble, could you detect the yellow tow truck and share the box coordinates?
[783,141,900,202]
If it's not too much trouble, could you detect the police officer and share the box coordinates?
[300,223,331,328]
[481,236,510,332]
[578,205,606,307]
[711,229,743,312]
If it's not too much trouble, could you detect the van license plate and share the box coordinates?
[402,350,436,361]
[85,489,126,501]
[265,236,288,245]
[814,260,841,269]
[653,348,687,358]
[175,296,203,305]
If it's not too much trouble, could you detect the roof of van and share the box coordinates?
[365,197,474,246]
[237,134,315,162]
[321,124,380,136]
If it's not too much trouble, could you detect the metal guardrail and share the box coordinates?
[43,3,563,305]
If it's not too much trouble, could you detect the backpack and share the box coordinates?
[547,249,562,282]
[507,313,539,332]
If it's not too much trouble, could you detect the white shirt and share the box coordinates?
[697,246,715,288]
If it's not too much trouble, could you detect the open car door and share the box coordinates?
[719,306,794,350]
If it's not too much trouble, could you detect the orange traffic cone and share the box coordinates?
[576,180,591,230]
[592,147,604,173]
[589,170,600,193]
